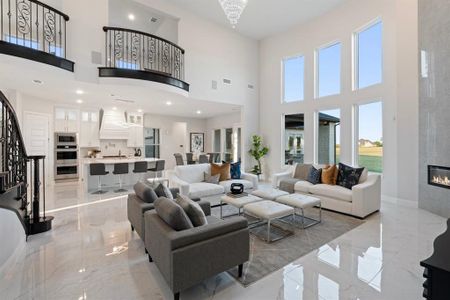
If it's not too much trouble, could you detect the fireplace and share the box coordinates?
[428,165,450,189]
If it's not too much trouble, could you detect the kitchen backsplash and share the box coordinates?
[80,140,144,158]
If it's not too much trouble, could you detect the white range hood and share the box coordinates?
[99,109,129,140]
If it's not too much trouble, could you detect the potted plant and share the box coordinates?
[248,135,269,176]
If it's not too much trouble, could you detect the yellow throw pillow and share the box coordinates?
[211,163,231,182]
[321,164,338,185]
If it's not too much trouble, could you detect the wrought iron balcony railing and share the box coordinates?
[99,26,189,92]
[0,0,74,71]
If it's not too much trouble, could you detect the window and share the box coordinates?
[144,128,160,158]
[224,128,233,162]
[355,21,382,89]
[213,129,221,153]
[317,43,341,98]
[357,102,383,173]
[318,109,340,165]
[284,113,305,165]
[283,56,305,102]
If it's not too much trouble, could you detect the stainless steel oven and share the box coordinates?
[56,145,78,165]
[55,132,77,146]
[55,164,79,180]
[55,133,79,181]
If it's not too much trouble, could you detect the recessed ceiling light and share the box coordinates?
[76,89,84,95]
[137,109,143,113]
[112,107,117,110]
[166,101,172,106]
[76,99,83,104]
[196,110,202,114]
[128,14,135,21]
[32,79,43,85]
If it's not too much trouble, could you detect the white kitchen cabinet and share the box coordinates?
[80,110,100,148]
[127,112,144,147]
[55,107,79,133]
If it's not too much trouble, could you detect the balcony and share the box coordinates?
[0,0,74,72]
[99,26,189,92]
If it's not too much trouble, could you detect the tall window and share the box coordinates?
[358,102,383,173]
[213,129,221,153]
[224,128,233,162]
[144,128,160,158]
[317,43,341,98]
[284,113,305,165]
[355,21,382,89]
[283,56,305,102]
[318,109,340,165]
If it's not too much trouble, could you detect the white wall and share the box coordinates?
[259,0,418,201]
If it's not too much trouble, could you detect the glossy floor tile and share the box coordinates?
[0,183,446,300]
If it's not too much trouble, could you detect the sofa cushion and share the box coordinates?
[211,163,231,181]
[306,166,322,184]
[175,164,211,183]
[321,165,338,185]
[219,179,253,192]
[188,182,225,199]
[154,183,174,200]
[309,184,352,202]
[175,195,208,227]
[154,197,194,231]
[279,178,299,193]
[230,161,242,179]
[294,164,312,180]
[336,163,365,190]
[294,180,314,193]
[204,172,220,184]
[133,182,158,203]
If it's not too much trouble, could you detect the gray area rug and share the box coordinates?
[210,204,364,287]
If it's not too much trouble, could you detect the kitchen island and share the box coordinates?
[81,157,161,191]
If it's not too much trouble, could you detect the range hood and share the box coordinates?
[99,108,129,140]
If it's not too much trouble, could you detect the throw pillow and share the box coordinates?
[175,195,208,227]
[321,165,338,185]
[230,161,242,179]
[204,172,220,184]
[294,164,312,180]
[306,166,322,185]
[133,182,158,203]
[154,197,194,231]
[336,163,365,190]
[154,183,174,200]
[211,163,231,181]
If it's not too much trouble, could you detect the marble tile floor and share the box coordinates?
[0,184,446,300]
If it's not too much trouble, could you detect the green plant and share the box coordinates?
[248,135,269,175]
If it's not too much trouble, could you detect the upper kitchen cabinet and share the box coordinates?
[80,110,100,148]
[127,112,144,148]
[55,107,79,133]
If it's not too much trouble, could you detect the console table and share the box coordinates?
[420,219,450,299]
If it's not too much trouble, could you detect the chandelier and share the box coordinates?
[218,0,248,28]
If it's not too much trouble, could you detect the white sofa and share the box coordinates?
[272,164,381,218]
[169,164,259,199]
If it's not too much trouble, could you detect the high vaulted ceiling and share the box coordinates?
[166,0,346,40]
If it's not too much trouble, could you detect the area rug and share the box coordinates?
[211,205,364,286]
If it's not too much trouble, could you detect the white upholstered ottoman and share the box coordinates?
[220,194,263,219]
[251,188,289,200]
[275,193,322,228]
[243,200,295,243]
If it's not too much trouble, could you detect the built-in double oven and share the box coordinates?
[55,133,79,180]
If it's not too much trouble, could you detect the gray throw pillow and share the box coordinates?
[133,182,158,203]
[204,172,220,184]
[294,164,312,180]
[175,195,208,227]
[154,197,194,231]
[154,183,173,200]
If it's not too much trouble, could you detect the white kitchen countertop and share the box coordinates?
[82,157,160,165]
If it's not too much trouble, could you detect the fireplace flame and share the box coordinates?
[432,175,450,186]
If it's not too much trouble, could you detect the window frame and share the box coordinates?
[281,54,306,103]
[315,41,342,99]
[352,18,383,91]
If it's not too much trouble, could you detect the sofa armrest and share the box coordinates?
[197,200,211,216]
[272,171,293,188]
[351,174,381,218]
[127,193,155,238]
[169,188,180,198]
[169,173,190,196]
[241,171,259,189]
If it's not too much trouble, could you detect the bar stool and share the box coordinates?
[113,163,129,193]
[148,160,165,183]
[186,153,195,165]
[133,161,148,181]
[90,163,109,194]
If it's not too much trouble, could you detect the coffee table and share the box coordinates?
[220,194,263,219]
[275,193,322,229]
[243,200,295,243]
[251,188,289,200]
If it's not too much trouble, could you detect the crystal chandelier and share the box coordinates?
[218,0,248,28]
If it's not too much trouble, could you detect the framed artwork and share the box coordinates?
[190,132,204,152]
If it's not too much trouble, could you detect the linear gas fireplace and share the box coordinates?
[428,165,450,189]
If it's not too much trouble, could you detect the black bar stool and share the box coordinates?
[90,163,109,194]
[113,163,129,193]
[148,160,165,182]
[133,161,148,181]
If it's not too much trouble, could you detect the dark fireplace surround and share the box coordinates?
[428,165,450,189]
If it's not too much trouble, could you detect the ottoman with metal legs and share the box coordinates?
[243,200,295,243]
[275,194,322,229]
[220,194,263,219]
